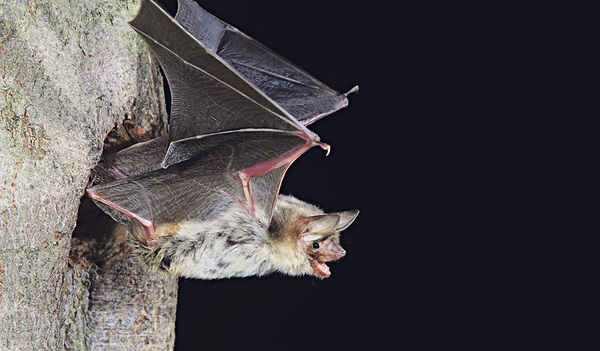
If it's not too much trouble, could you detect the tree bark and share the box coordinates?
[0,0,177,349]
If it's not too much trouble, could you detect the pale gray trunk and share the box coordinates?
[0,0,177,349]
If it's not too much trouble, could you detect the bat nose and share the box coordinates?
[322,247,345,262]
[335,248,346,259]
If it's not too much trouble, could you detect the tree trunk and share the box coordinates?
[0,0,177,349]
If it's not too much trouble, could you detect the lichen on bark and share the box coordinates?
[0,0,176,349]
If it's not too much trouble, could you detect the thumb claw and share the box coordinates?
[318,142,331,156]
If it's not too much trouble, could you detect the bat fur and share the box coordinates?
[130,195,356,279]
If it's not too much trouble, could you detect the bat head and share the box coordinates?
[269,195,359,278]
[298,210,359,277]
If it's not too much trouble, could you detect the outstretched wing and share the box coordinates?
[174,0,355,126]
[129,0,320,164]
[87,0,352,241]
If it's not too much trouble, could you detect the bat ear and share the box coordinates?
[332,209,360,232]
[300,214,340,242]
[299,210,359,241]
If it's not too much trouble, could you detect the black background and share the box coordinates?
[153,0,514,350]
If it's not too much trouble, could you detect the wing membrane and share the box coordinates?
[88,0,351,239]
[129,0,306,146]
[174,0,351,125]
[89,130,307,232]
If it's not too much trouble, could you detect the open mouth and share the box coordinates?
[311,260,331,277]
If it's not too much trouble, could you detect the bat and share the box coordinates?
[86,0,358,279]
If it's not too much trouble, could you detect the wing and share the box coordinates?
[174,0,356,126]
[128,0,316,163]
[87,0,352,242]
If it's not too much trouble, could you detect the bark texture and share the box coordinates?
[0,0,177,349]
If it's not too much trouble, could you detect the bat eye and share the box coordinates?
[312,242,320,249]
